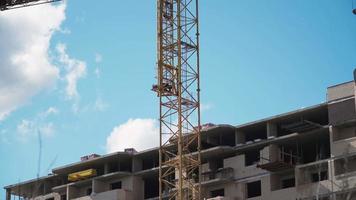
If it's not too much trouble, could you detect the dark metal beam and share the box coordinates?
[0,0,61,11]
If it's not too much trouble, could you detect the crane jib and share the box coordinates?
[0,0,61,11]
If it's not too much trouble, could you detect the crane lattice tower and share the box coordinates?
[154,0,201,199]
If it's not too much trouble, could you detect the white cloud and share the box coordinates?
[94,97,109,112]
[41,107,59,117]
[16,107,58,141]
[17,120,55,141]
[94,67,101,78]
[0,3,66,121]
[201,102,214,112]
[94,53,102,78]
[17,119,35,140]
[56,43,87,100]
[106,118,159,153]
[59,27,71,34]
[0,129,10,144]
[95,53,102,63]
[40,122,55,137]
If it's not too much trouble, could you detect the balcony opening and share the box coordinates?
[142,152,159,170]
[247,180,261,198]
[209,158,224,171]
[270,171,295,191]
[110,181,122,190]
[278,106,328,136]
[221,132,235,146]
[335,155,356,176]
[297,162,328,185]
[60,194,66,200]
[205,131,236,147]
[329,97,355,126]
[300,132,330,164]
[86,188,92,196]
[245,149,261,166]
[119,160,132,172]
[108,162,119,173]
[144,177,159,199]
[245,125,267,143]
[191,167,199,182]
[282,177,295,188]
[336,191,356,200]
[216,159,223,169]
[142,158,157,170]
[258,143,300,172]
[332,126,356,141]
[311,171,328,182]
[210,188,224,198]
[95,166,105,176]
[46,198,54,200]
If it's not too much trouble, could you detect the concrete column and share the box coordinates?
[329,126,335,157]
[267,122,277,137]
[104,162,109,174]
[235,130,245,145]
[259,146,270,164]
[295,167,302,186]
[261,176,270,197]
[354,69,356,110]
[6,189,11,200]
[132,176,144,200]
[67,185,79,200]
[269,144,279,162]
[328,159,336,200]
[66,185,70,200]
[93,179,106,194]
[207,135,219,145]
[132,157,142,172]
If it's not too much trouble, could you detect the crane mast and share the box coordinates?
[154,0,201,199]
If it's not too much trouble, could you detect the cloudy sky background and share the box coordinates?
[1,0,356,197]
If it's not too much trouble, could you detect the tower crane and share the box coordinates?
[1,0,202,200]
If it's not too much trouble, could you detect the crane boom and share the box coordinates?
[0,0,60,11]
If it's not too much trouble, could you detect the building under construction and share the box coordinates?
[4,72,356,200]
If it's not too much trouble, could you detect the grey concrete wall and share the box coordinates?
[132,176,144,200]
[328,98,356,125]
[267,122,277,137]
[327,81,355,102]
[27,192,61,200]
[235,130,245,145]
[224,155,266,180]
[93,179,106,194]
[72,189,133,200]
[332,136,356,157]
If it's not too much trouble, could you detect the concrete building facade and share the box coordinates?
[4,78,356,200]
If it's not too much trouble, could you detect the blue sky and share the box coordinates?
[1,0,356,197]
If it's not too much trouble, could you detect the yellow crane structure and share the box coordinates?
[153,0,201,199]
[1,0,202,199]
